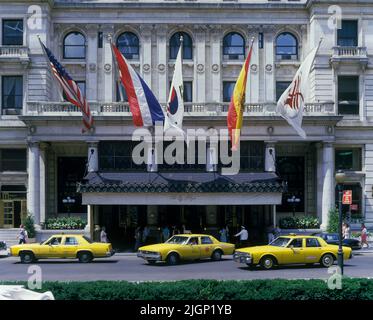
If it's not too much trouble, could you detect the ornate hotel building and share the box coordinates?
[0,0,372,247]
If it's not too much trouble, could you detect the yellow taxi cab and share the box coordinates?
[10,234,114,263]
[233,234,352,270]
[137,234,235,265]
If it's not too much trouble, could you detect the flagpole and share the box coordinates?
[37,35,64,102]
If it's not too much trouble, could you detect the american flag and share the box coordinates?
[38,38,94,132]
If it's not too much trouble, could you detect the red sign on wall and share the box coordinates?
[342,190,352,205]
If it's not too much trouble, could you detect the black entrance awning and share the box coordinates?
[77,172,286,194]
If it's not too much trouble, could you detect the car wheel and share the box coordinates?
[78,252,93,263]
[320,253,335,268]
[166,253,179,265]
[211,250,223,261]
[260,256,275,270]
[20,252,35,264]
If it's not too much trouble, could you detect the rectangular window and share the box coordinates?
[218,141,264,172]
[0,149,27,171]
[337,20,358,47]
[1,76,23,113]
[168,81,193,103]
[98,32,103,49]
[63,81,85,101]
[335,149,362,171]
[116,81,128,102]
[338,76,359,115]
[99,141,147,171]
[258,32,264,49]
[276,81,291,101]
[2,20,23,45]
[223,81,235,102]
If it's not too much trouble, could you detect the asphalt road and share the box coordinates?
[0,252,373,282]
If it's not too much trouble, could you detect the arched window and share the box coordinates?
[116,32,140,60]
[63,32,86,59]
[223,32,245,60]
[276,32,298,60]
[169,32,193,60]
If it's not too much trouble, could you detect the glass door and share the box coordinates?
[3,200,14,228]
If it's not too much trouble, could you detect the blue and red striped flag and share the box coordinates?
[38,38,94,132]
[111,43,164,127]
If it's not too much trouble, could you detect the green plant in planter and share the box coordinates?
[326,207,347,233]
[279,216,320,229]
[23,215,36,239]
[45,217,87,230]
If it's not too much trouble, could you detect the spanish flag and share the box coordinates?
[227,41,254,151]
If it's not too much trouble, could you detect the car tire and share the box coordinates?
[78,252,93,263]
[166,253,179,265]
[260,255,275,270]
[320,253,335,268]
[20,252,35,264]
[211,250,223,261]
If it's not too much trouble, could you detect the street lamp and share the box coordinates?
[62,196,75,217]
[335,170,346,275]
[287,195,301,217]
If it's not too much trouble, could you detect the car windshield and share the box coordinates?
[269,237,291,247]
[166,236,189,245]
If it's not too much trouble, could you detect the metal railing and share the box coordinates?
[26,101,336,116]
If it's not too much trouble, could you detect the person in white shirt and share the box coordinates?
[234,226,249,247]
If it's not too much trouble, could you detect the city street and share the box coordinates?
[0,252,373,282]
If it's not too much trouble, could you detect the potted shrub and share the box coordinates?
[23,215,36,243]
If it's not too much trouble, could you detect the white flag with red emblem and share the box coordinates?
[276,41,321,139]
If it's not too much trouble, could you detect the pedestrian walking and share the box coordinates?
[17,225,27,244]
[143,225,150,244]
[234,226,249,247]
[162,226,170,242]
[361,223,370,248]
[100,226,108,243]
[134,226,142,251]
[266,224,275,244]
[219,226,228,242]
[343,223,351,240]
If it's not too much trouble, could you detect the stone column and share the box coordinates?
[140,25,153,86]
[321,142,335,230]
[27,141,40,226]
[247,26,259,104]
[263,26,276,102]
[316,143,323,223]
[103,26,114,101]
[157,25,167,103]
[264,142,276,172]
[194,26,206,103]
[210,26,222,104]
[87,142,99,173]
[39,142,48,226]
[86,25,99,102]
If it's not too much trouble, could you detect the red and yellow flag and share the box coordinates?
[227,42,253,151]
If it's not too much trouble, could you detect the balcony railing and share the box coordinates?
[0,46,29,63]
[330,46,368,68]
[26,101,336,117]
